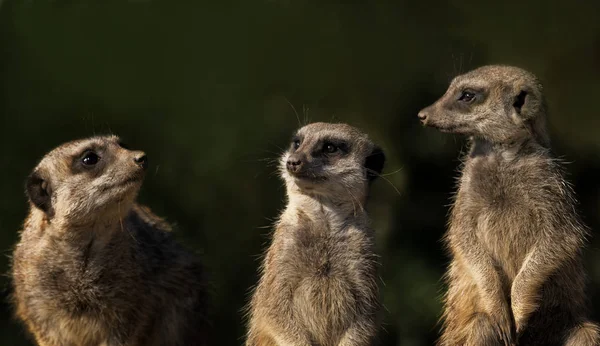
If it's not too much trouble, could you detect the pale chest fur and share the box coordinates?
[263,207,377,340]
[42,314,109,346]
[450,154,551,278]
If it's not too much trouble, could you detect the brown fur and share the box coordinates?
[419,65,600,346]
[246,122,385,346]
[11,136,208,346]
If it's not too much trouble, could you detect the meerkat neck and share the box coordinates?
[469,136,546,160]
[285,191,368,229]
[34,209,130,247]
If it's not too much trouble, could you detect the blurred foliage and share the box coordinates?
[0,1,599,345]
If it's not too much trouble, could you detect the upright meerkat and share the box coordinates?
[419,65,600,346]
[11,136,208,346]
[246,122,385,346]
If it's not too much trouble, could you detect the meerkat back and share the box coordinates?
[246,122,385,346]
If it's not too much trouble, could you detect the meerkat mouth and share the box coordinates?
[291,172,328,183]
[430,122,469,134]
[121,175,144,186]
[100,174,144,192]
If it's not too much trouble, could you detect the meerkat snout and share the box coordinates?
[417,109,428,123]
[285,153,304,174]
[133,152,148,170]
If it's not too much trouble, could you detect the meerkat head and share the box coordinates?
[25,135,148,224]
[418,65,550,146]
[280,122,385,202]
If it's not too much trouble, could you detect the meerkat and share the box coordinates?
[246,122,386,346]
[11,136,208,346]
[418,65,600,346]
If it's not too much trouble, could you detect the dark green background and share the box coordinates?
[1,1,599,345]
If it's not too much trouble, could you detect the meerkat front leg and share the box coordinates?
[447,228,514,345]
[451,238,514,344]
[467,258,513,345]
[511,228,581,333]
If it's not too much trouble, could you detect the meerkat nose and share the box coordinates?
[134,153,148,170]
[417,110,429,123]
[286,155,304,173]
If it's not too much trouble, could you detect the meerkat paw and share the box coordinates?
[511,300,538,333]
[464,312,514,346]
[510,281,541,333]
[492,313,516,346]
[564,321,600,346]
[484,303,515,345]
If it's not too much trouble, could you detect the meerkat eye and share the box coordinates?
[458,90,476,103]
[292,139,301,150]
[81,151,100,166]
[324,143,338,154]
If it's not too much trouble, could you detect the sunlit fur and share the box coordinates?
[11,136,208,346]
[420,65,600,346]
[246,122,385,346]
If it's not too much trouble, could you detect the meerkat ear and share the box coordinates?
[513,90,527,113]
[513,87,540,119]
[26,170,53,216]
[365,146,385,182]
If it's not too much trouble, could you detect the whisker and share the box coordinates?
[342,185,358,217]
[245,157,279,164]
[119,201,137,243]
[283,97,302,127]
[366,168,402,197]
[261,149,284,156]
[341,181,364,217]
[267,143,285,152]
[302,105,311,125]
[379,167,403,177]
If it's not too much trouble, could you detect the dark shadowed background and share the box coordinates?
[1,1,599,345]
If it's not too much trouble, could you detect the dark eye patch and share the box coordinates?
[447,87,487,113]
[459,87,485,100]
[70,145,105,174]
[81,151,100,166]
[290,135,303,151]
[319,138,349,155]
[458,90,476,102]
[324,142,338,153]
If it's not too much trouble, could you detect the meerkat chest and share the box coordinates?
[15,245,135,345]
[283,225,373,282]
[274,224,376,334]
[456,162,541,267]
[44,314,110,346]
[19,236,136,319]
